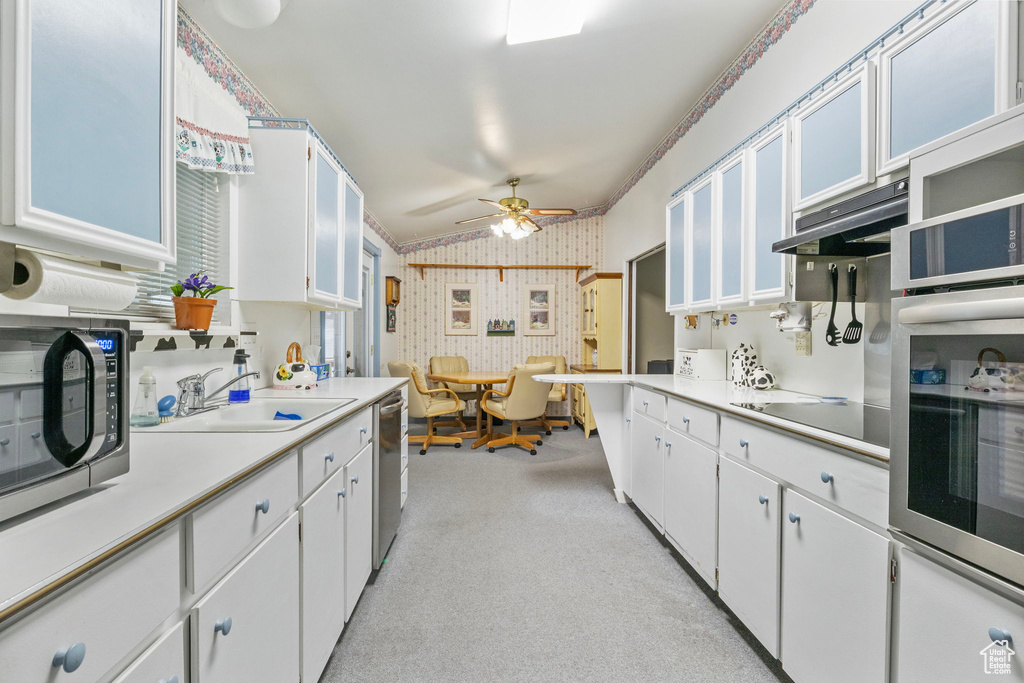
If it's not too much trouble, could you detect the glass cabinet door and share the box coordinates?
[666,196,687,310]
[689,180,714,308]
[311,146,341,302]
[749,126,790,301]
[718,159,744,304]
[342,178,364,307]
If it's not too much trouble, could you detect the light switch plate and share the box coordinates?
[795,330,812,357]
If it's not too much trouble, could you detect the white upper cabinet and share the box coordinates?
[747,123,791,303]
[687,177,715,310]
[665,194,686,312]
[238,120,363,311]
[792,63,875,211]
[716,156,745,306]
[877,0,1017,175]
[0,0,175,269]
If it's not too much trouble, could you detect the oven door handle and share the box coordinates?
[898,297,1024,325]
[43,331,107,468]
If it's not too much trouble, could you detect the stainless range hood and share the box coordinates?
[773,179,908,256]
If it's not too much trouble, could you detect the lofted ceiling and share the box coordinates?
[181,0,789,242]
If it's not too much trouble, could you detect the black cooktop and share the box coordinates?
[728,401,890,449]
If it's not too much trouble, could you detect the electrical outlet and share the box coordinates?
[795,330,812,357]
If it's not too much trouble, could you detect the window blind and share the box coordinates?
[122,165,230,324]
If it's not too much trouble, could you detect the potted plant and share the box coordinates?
[170,272,232,330]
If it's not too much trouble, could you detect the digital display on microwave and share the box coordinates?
[94,337,116,353]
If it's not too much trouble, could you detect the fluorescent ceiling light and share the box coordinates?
[507,0,584,45]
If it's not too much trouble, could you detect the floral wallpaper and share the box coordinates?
[394,216,605,415]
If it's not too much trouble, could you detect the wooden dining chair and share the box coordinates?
[388,361,466,454]
[524,355,570,434]
[481,363,554,455]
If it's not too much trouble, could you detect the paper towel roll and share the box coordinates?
[3,250,138,310]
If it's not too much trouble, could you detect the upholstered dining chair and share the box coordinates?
[525,355,571,434]
[481,363,555,455]
[429,356,476,414]
[388,361,466,454]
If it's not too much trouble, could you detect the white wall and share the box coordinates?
[603,0,922,399]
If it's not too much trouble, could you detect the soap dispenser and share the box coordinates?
[129,367,160,427]
[229,350,252,404]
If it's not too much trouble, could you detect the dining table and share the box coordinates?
[425,369,508,449]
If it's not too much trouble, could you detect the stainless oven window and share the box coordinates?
[908,333,1024,555]
[908,205,1022,281]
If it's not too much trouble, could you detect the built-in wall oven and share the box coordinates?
[0,315,129,523]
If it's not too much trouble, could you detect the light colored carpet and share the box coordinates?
[321,426,790,683]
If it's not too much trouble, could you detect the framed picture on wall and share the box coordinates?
[523,283,555,336]
[445,283,478,336]
[386,303,396,333]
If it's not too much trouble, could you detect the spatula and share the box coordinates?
[825,264,840,347]
[843,265,862,344]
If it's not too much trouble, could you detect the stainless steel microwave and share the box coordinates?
[0,315,129,523]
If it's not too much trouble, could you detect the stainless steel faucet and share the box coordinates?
[176,367,261,417]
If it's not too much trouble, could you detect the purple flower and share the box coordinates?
[181,273,212,294]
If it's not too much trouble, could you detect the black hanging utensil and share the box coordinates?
[843,265,862,344]
[825,264,840,347]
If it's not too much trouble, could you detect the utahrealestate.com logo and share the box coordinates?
[980,639,1015,675]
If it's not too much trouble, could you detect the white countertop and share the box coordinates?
[0,377,405,617]
[537,374,890,462]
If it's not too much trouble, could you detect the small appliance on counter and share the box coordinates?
[675,348,725,380]
[0,315,130,523]
[274,342,319,390]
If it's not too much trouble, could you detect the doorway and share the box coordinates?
[350,246,380,377]
[628,246,675,373]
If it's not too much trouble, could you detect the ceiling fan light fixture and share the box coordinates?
[490,223,504,237]
[501,217,518,234]
[506,0,584,46]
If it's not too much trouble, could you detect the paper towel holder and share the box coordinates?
[0,242,16,294]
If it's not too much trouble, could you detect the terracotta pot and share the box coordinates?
[172,296,217,330]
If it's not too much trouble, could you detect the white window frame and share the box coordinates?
[665,192,688,313]
[746,120,792,303]
[876,0,1018,176]
[686,175,717,311]
[339,176,365,310]
[792,62,876,212]
[714,152,747,308]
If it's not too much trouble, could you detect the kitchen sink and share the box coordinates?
[139,397,358,433]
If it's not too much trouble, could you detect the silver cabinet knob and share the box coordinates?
[758,495,769,505]
[642,400,649,407]
[789,512,800,524]
[215,617,232,636]
[990,627,1013,643]
[360,427,368,435]
[325,452,335,462]
[820,472,834,484]
[52,643,86,673]
[338,489,346,498]
[31,432,41,439]
[665,442,672,449]
[351,475,359,484]
[654,436,661,443]
[0,438,9,447]
[625,418,631,424]
[1015,426,1023,436]
[682,417,690,424]
[739,439,749,448]
[255,499,270,514]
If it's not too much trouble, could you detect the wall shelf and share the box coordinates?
[407,263,592,282]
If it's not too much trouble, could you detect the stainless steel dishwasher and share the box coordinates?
[373,390,404,569]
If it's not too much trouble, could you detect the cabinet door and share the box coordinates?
[111,621,185,683]
[688,179,715,309]
[718,458,781,657]
[717,157,745,306]
[308,143,343,304]
[341,178,364,308]
[344,444,374,621]
[300,467,347,683]
[191,513,299,683]
[781,491,889,683]
[748,124,790,302]
[878,0,1013,175]
[3,0,174,268]
[665,194,687,311]
[663,432,718,588]
[629,414,664,528]
[793,63,875,210]
[895,547,1024,682]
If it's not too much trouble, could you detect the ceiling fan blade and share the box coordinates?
[520,215,542,232]
[455,213,504,225]
[526,208,577,216]
[479,199,506,211]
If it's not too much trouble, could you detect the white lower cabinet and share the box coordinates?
[191,513,300,683]
[345,444,374,621]
[781,491,890,683]
[401,466,409,509]
[300,467,348,683]
[629,413,664,528]
[895,547,1024,682]
[112,621,186,683]
[717,457,781,657]
[663,430,718,588]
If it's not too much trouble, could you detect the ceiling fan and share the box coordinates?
[455,177,577,239]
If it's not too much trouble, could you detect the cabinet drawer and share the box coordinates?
[633,387,667,423]
[401,435,409,473]
[401,467,408,508]
[300,407,372,497]
[191,513,299,683]
[896,548,1024,682]
[667,397,719,446]
[188,451,298,592]
[0,528,179,683]
[721,416,888,527]
[111,621,185,683]
[401,408,408,436]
